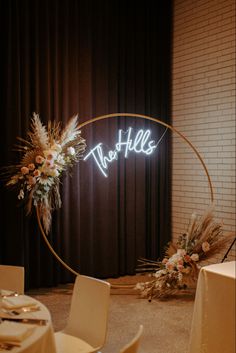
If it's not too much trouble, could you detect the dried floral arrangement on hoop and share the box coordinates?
[3,113,86,234]
[135,207,234,301]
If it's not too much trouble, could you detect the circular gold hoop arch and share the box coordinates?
[37,113,214,277]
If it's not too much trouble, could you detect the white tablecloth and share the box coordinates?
[0,295,56,353]
[188,261,236,353]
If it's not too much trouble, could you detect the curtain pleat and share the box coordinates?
[0,0,172,288]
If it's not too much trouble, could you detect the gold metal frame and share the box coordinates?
[36,113,214,276]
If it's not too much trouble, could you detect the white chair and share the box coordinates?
[55,274,111,353]
[120,325,144,353]
[0,265,25,294]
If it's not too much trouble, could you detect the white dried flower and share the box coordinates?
[18,189,24,200]
[51,143,62,153]
[177,249,186,256]
[67,146,76,155]
[202,241,210,252]
[135,283,145,291]
[191,253,199,262]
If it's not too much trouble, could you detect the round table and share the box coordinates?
[188,261,236,353]
[0,294,56,353]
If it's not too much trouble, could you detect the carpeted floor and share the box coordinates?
[27,276,195,353]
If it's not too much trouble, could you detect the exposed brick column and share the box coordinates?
[172,0,235,262]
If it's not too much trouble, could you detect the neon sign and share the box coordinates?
[84,127,167,177]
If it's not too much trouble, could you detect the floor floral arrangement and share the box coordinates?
[4,113,86,234]
[135,207,234,301]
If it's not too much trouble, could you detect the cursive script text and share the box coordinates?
[84,127,166,177]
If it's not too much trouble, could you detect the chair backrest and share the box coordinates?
[0,265,25,294]
[63,274,111,350]
[120,325,144,353]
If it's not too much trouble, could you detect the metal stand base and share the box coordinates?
[221,237,236,263]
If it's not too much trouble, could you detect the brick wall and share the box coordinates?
[172,0,235,263]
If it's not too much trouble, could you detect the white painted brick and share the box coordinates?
[172,0,235,263]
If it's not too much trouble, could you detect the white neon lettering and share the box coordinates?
[116,127,133,158]
[131,129,144,153]
[83,127,167,177]
[83,144,108,177]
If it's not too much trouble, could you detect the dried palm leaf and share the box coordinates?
[20,149,42,167]
[136,258,162,273]
[165,242,178,257]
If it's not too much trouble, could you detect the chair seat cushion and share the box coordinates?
[55,332,97,353]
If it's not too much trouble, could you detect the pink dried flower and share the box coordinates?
[43,149,57,160]
[21,166,29,175]
[46,153,54,160]
[28,163,35,171]
[33,169,41,177]
[184,254,191,263]
[166,262,174,271]
[177,264,184,272]
[35,155,44,164]
[45,160,54,168]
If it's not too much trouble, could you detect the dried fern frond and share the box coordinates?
[60,115,81,147]
[191,207,214,241]
[38,199,52,235]
[199,232,235,259]
[28,113,49,149]
[49,180,62,210]
[136,257,162,273]
[47,120,61,145]
[187,213,198,239]
[192,223,220,253]
[15,136,34,149]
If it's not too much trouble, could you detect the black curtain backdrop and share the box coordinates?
[0,0,172,289]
